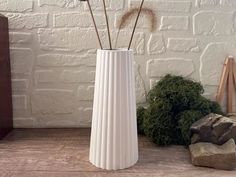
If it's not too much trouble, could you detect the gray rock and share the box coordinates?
[191,113,236,145]
[189,139,236,170]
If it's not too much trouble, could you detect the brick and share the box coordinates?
[34,114,79,128]
[147,34,166,55]
[220,0,236,6]
[34,70,58,84]
[78,107,92,126]
[39,28,144,54]
[196,0,219,6]
[6,13,48,29]
[60,69,95,83]
[167,38,200,53]
[0,0,33,12]
[38,28,106,52]
[160,16,189,31]
[147,58,194,78]
[200,42,236,86]
[53,12,105,28]
[37,54,96,67]
[31,89,75,114]
[12,79,28,92]
[84,0,124,11]
[115,12,151,29]
[193,11,234,36]
[149,79,160,89]
[9,32,32,44]
[12,95,27,110]
[10,48,34,75]
[135,64,147,103]
[114,31,145,55]
[129,0,191,13]
[13,118,34,128]
[77,85,94,101]
[38,0,78,8]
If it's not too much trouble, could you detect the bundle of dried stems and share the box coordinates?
[81,0,156,50]
[80,0,103,49]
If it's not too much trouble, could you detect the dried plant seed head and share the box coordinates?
[142,7,157,32]
[117,7,157,32]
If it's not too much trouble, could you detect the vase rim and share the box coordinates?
[97,48,133,52]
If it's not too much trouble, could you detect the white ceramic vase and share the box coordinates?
[89,49,138,170]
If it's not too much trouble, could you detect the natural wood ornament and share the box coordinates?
[216,56,236,114]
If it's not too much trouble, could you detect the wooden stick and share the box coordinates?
[86,0,103,49]
[233,62,236,88]
[128,0,145,50]
[216,58,230,102]
[102,0,112,50]
[227,57,234,113]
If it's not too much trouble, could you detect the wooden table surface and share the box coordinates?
[0,128,235,177]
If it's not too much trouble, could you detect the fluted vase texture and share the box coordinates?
[89,49,139,170]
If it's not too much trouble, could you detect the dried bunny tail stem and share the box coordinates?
[128,0,145,50]
[80,0,103,49]
[117,8,139,30]
[115,5,157,48]
[114,7,139,48]
[102,0,112,50]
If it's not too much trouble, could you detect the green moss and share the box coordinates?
[138,74,223,146]
[177,110,203,145]
[137,106,146,134]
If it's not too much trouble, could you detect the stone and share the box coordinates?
[189,139,236,170]
[160,16,189,31]
[191,113,236,145]
[147,58,194,78]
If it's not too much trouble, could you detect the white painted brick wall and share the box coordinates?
[1,0,236,127]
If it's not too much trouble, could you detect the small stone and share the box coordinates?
[191,113,236,145]
[189,139,236,170]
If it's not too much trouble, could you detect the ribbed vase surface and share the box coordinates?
[89,49,138,170]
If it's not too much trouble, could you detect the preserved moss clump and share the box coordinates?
[137,106,146,134]
[138,74,223,146]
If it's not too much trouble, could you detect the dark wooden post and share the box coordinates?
[0,14,13,139]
